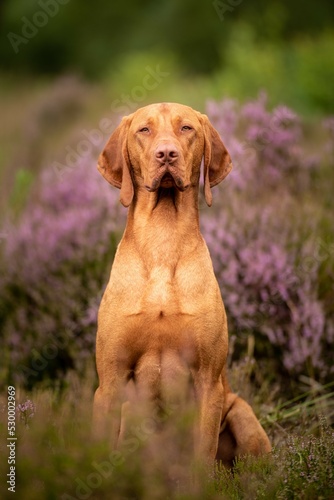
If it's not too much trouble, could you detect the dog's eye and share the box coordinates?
[181,125,193,131]
[138,127,150,133]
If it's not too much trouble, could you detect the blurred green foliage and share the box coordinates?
[210,27,334,114]
[8,168,34,215]
[1,0,334,77]
[1,0,334,115]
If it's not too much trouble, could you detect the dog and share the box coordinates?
[93,102,271,466]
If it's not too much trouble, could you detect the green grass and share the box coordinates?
[1,367,333,500]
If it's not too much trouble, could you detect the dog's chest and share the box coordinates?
[107,249,222,321]
[141,266,181,314]
[100,240,227,364]
[103,228,225,327]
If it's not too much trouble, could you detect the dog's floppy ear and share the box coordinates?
[97,116,134,207]
[198,113,232,207]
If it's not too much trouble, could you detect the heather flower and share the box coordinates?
[201,191,333,376]
[0,155,126,388]
[207,93,314,193]
[275,418,334,497]
[323,116,334,136]
[203,95,334,377]
[17,399,36,427]
[206,98,239,139]
[323,116,334,157]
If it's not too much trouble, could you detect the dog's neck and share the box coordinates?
[123,185,201,268]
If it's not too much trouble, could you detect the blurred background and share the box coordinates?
[1,0,334,198]
[0,2,334,497]
[0,0,333,397]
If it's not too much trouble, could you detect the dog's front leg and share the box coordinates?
[195,379,224,463]
[93,380,124,449]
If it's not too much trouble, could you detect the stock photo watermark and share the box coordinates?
[18,327,75,383]
[6,386,17,493]
[61,402,178,500]
[52,65,170,181]
[4,390,36,493]
[7,0,70,54]
[213,0,243,21]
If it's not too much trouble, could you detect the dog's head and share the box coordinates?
[98,102,232,207]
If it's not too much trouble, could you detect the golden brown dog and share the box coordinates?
[93,102,271,465]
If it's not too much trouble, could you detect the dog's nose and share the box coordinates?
[155,144,179,164]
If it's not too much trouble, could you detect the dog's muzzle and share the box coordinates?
[145,166,189,192]
[144,143,190,192]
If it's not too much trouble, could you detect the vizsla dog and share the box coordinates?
[93,102,271,466]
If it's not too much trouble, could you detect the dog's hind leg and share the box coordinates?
[216,393,271,467]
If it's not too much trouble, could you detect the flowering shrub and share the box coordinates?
[217,416,334,499]
[274,416,334,498]
[206,93,318,193]
[204,95,334,378]
[0,95,333,388]
[0,157,126,388]
[201,197,333,376]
